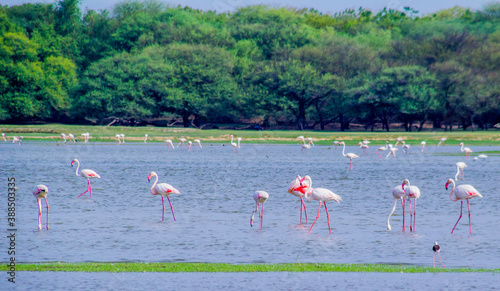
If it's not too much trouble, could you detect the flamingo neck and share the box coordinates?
[455,166,460,180]
[150,173,159,194]
[460,144,464,152]
[231,136,234,144]
[74,160,81,176]
[342,143,347,157]
[448,180,458,201]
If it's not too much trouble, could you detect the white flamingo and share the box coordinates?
[438,138,446,146]
[339,142,359,170]
[120,134,125,143]
[237,137,242,148]
[165,139,175,149]
[473,154,487,161]
[357,141,369,155]
[116,134,122,144]
[148,172,181,221]
[2,133,6,141]
[178,138,187,148]
[194,139,202,148]
[386,145,398,158]
[250,191,269,229]
[230,135,238,152]
[459,142,473,158]
[455,162,467,181]
[445,179,482,234]
[301,138,311,153]
[376,141,389,158]
[387,184,406,231]
[71,159,101,198]
[402,141,410,154]
[395,137,403,146]
[60,133,67,144]
[306,137,314,147]
[144,134,148,143]
[421,141,426,152]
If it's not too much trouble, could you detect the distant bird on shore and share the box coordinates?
[2,133,6,141]
[445,179,482,234]
[188,141,192,151]
[340,142,359,170]
[358,142,369,155]
[250,191,269,229]
[402,141,410,154]
[116,134,122,144]
[421,141,426,152]
[148,172,180,221]
[178,138,187,148]
[60,133,67,145]
[376,141,389,158]
[438,138,446,146]
[301,138,311,153]
[120,134,125,143]
[459,142,473,158]
[68,133,76,142]
[144,134,148,143]
[455,162,467,181]
[395,137,403,146]
[230,135,238,152]
[433,242,445,268]
[387,184,406,231]
[165,139,174,149]
[194,139,202,148]
[402,179,420,232]
[71,159,100,198]
[33,185,49,230]
[386,145,398,158]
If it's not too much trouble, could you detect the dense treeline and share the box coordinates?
[0,1,499,131]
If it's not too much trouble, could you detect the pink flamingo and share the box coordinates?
[402,141,410,154]
[148,172,180,221]
[386,145,398,158]
[165,139,174,148]
[333,140,340,149]
[188,141,192,151]
[178,138,187,148]
[288,175,310,224]
[250,191,269,229]
[459,142,473,158]
[194,139,202,148]
[33,185,49,230]
[300,176,342,234]
[71,159,101,198]
[433,242,445,268]
[445,178,482,234]
[339,142,359,170]
[421,141,426,152]
[402,179,420,232]
[357,142,369,155]
[455,162,467,181]
[376,141,389,158]
[387,184,406,231]
[301,138,311,153]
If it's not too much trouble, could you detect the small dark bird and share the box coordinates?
[433,241,445,268]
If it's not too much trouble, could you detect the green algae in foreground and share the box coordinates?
[1,263,498,273]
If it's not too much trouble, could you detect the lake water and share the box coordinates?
[1,142,499,270]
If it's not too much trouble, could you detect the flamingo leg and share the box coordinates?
[408,199,413,232]
[308,202,322,233]
[303,198,308,224]
[400,198,405,232]
[414,199,417,232]
[161,196,165,221]
[88,179,93,198]
[299,199,303,224]
[349,160,353,170]
[166,196,176,221]
[44,197,49,230]
[324,202,331,234]
[260,203,264,230]
[467,200,472,234]
[451,201,463,234]
[77,180,90,198]
[438,253,445,268]
[37,198,42,230]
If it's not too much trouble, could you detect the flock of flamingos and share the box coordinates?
[2,131,489,266]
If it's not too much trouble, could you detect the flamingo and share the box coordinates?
[178,138,187,148]
[395,137,403,146]
[300,176,342,234]
[455,162,467,181]
[188,141,193,151]
[2,133,6,141]
[81,132,90,143]
[297,136,305,144]
[433,242,445,268]
[386,145,398,158]
[459,142,473,158]
[402,179,420,232]
[402,141,410,154]
[445,179,482,234]
[120,134,125,143]
[60,133,67,144]
[288,175,310,224]
[12,136,23,145]
[438,138,446,146]
[306,137,314,147]
[116,134,122,144]
[230,135,238,152]
[387,184,406,231]
[301,138,311,153]
[165,139,175,149]
[237,137,242,148]
[250,191,269,229]
[473,154,487,161]
[71,159,101,198]
[421,141,426,152]
[144,134,148,143]
[333,141,340,149]
[148,172,180,221]
[376,141,389,158]
[33,185,49,230]
[68,133,76,142]
[357,141,369,155]
[339,142,359,170]
[362,140,370,145]
[194,139,202,148]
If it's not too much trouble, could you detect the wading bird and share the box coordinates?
[165,139,174,149]
[178,138,187,148]
[144,134,148,143]
[300,176,342,234]
[306,137,314,147]
[116,134,122,144]
[455,162,467,181]
[473,154,487,161]
[194,139,202,148]
[2,133,6,141]
[333,141,340,149]
[188,141,192,151]
[148,172,180,221]
[445,179,482,234]
[386,145,398,158]
[395,137,403,146]
[459,142,473,158]
[402,179,420,232]
[33,185,49,230]
[71,159,101,198]
[250,191,269,229]
[288,175,310,224]
[402,141,410,154]
[60,133,67,145]
[68,133,76,142]
[437,138,447,146]
[358,142,369,155]
[230,135,238,152]
[340,142,359,170]
[237,137,242,148]
[120,134,125,143]
[301,138,311,153]
[433,242,445,268]
[421,141,426,152]
[376,141,389,158]
[387,184,406,231]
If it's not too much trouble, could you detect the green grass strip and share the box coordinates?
[1,262,498,273]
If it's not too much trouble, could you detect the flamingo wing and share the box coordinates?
[153,183,180,195]
[82,169,101,179]
[311,188,342,203]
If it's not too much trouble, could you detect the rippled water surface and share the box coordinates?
[1,142,499,269]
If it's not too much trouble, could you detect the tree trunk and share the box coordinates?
[418,118,426,132]
[339,113,345,132]
[297,101,306,130]
[182,111,190,128]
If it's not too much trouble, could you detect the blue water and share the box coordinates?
[0,142,499,269]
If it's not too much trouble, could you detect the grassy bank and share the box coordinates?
[1,262,498,273]
[0,124,499,145]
